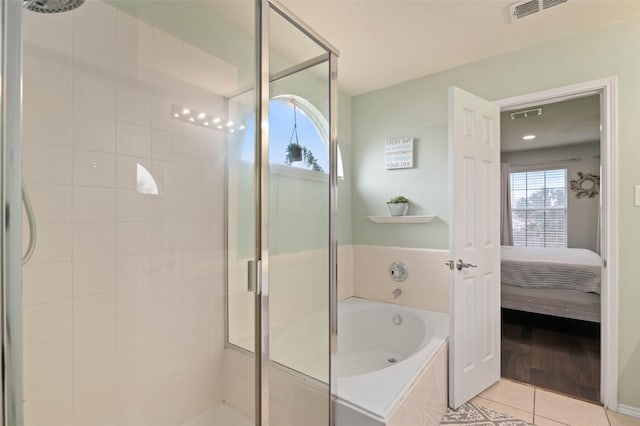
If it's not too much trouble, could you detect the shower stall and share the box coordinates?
[0,0,338,424]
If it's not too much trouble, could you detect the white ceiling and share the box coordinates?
[279,0,640,95]
[500,94,600,152]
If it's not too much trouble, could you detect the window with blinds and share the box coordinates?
[510,168,567,247]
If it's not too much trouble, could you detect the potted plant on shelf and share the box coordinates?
[387,195,409,216]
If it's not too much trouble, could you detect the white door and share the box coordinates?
[448,87,501,409]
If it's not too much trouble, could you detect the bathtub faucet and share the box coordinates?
[392,288,402,300]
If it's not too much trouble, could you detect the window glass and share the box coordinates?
[269,99,329,172]
[511,168,567,247]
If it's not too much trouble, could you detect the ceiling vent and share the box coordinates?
[509,0,567,22]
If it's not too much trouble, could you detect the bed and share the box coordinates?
[501,246,602,323]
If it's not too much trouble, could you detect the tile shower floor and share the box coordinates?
[182,404,252,426]
[473,379,640,426]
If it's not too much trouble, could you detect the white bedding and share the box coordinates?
[501,246,601,294]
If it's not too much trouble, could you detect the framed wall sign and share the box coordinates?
[385,137,414,169]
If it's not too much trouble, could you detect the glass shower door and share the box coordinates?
[266,4,335,426]
[227,1,338,424]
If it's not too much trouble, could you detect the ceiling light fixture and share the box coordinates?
[523,134,536,140]
[510,108,542,120]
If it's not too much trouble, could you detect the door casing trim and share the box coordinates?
[495,76,619,410]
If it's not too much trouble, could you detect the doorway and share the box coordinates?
[496,78,618,408]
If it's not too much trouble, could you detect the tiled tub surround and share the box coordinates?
[352,245,449,313]
[22,2,238,425]
[336,298,448,426]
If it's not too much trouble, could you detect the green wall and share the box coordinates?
[352,16,640,408]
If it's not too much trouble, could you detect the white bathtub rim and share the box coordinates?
[337,298,449,421]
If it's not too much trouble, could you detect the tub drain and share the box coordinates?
[387,358,397,364]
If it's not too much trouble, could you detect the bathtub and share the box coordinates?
[336,298,449,426]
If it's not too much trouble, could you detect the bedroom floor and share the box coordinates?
[501,308,601,403]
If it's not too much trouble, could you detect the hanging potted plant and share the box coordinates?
[283,100,324,172]
[387,195,409,216]
[286,142,303,163]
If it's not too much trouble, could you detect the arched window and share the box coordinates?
[270,95,343,177]
[239,95,343,177]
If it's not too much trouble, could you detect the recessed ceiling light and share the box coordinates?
[198,112,206,120]
[523,134,536,140]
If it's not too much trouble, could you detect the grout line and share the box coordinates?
[533,386,537,420]
[480,380,535,415]
[605,407,612,426]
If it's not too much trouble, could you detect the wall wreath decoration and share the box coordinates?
[569,172,600,199]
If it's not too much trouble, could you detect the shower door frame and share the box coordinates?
[1,0,24,425]
[253,1,340,425]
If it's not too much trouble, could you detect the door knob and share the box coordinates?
[456,259,477,271]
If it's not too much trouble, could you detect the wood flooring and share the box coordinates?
[501,308,601,403]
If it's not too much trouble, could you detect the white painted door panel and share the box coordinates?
[448,87,501,409]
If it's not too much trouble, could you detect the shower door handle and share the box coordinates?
[247,259,262,294]
[22,182,37,264]
[247,259,256,293]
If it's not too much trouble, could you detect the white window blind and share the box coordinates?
[510,168,567,247]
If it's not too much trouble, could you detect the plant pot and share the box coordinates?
[289,145,302,162]
[387,203,408,216]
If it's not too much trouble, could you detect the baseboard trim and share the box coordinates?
[618,404,640,419]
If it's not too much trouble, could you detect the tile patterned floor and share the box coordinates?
[473,379,640,426]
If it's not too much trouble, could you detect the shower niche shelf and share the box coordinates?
[367,215,436,224]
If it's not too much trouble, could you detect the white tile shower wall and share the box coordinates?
[353,245,449,313]
[22,2,234,425]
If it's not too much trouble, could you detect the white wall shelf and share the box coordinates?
[367,215,436,224]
